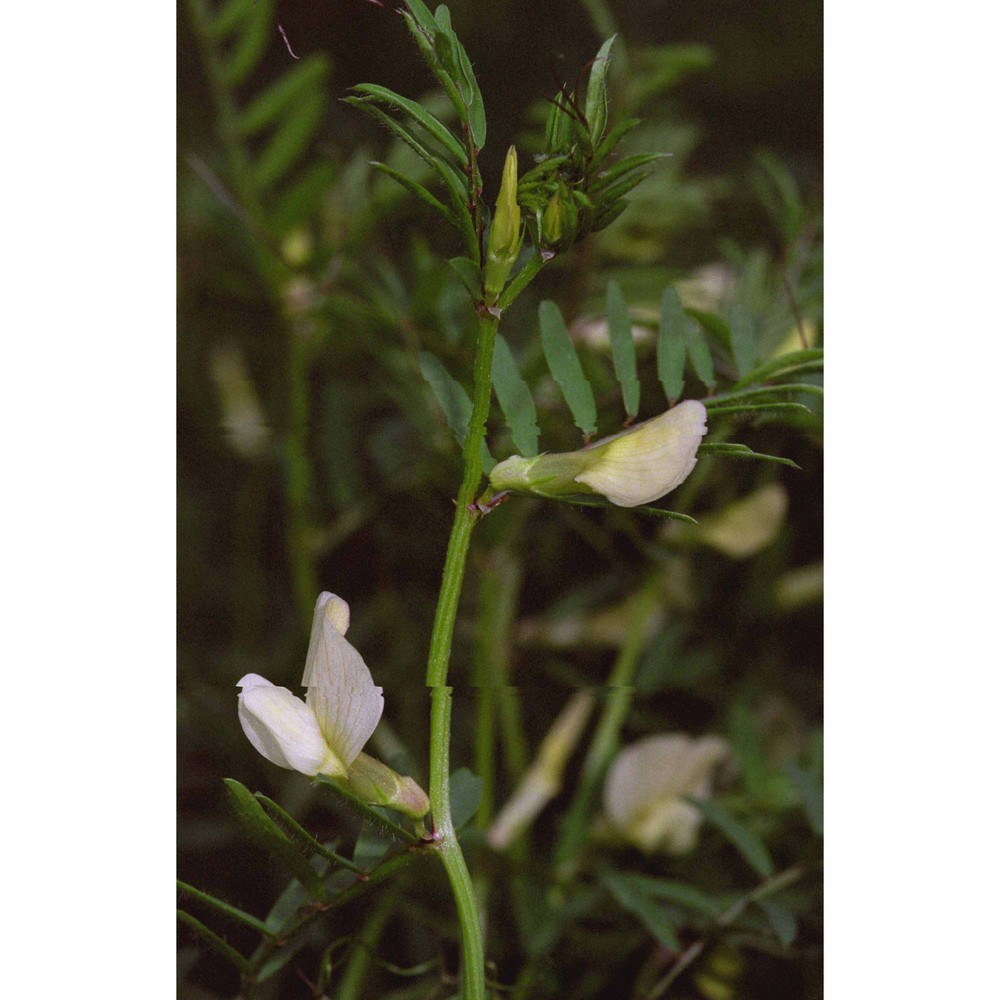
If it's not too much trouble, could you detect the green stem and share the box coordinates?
[336,886,399,1000]
[430,688,486,1000]
[425,310,499,1000]
[425,311,500,688]
[472,546,523,827]
[555,579,660,870]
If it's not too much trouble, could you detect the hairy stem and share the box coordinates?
[425,310,499,1000]
[426,312,500,689]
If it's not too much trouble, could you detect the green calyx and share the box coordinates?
[345,752,431,820]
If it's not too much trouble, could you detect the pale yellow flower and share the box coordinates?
[604,734,728,854]
[490,400,707,508]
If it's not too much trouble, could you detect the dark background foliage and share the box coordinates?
[178,1,822,997]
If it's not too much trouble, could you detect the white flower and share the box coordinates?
[604,734,728,854]
[693,483,788,559]
[489,400,707,508]
[237,592,384,780]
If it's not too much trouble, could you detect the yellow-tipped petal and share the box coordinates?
[575,401,707,507]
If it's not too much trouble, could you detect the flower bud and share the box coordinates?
[346,752,430,820]
[483,146,522,300]
[539,190,578,251]
[489,400,707,508]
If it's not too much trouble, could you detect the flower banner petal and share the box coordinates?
[575,400,707,507]
[302,605,384,767]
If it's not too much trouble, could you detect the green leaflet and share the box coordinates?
[224,779,326,897]
[592,197,629,232]
[590,153,664,194]
[419,352,473,446]
[177,909,250,973]
[684,317,717,390]
[251,91,325,193]
[731,348,824,390]
[209,0,263,39]
[706,382,824,406]
[404,0,438,34]
[585,35,616,144]
[218,0,272,87]
[685,307,731,349]
[350,83,467,164]
[697,442,801,470]
[447,255,482,299]
[254,793,366,873]
[658,287,687,402]
[606,874,723,918]
[432,4,486,147]
[539,300,597,438]
[592,117,641,170]
[313,774,422,844]
[370,161,458,227]
[177,880,273,936]
[786,762,824,835]
[757,898,798,947]
[606,280,640,419]
[553,495,698,523]
[728,303,757,378]
[491,333,540,457]
[688,797,775,878]
[343,99,468,214]
[238,56,331,136]
[450,768,484,831]
[600,870,682,949]
[704,402,813,417]
[418,352,495,471]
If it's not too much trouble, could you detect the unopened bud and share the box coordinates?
[484,146,522,300]
[539,190,578,251]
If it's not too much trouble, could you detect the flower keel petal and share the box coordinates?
[237,675,341,776]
